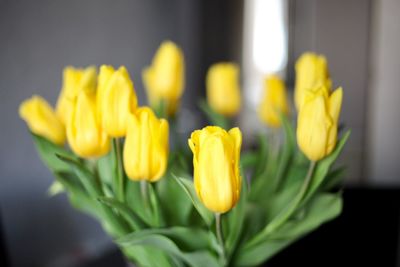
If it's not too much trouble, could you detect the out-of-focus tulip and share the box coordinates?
[98,66,138,137]
[67,90,110,158]
[188,126,242,213]
[56,66,97,125]
[206,63,241,117]
[142,41,185,116]
[19,95,66,145]
[295,53,331,110]
[123,107,169,182]
[297,86,343,161]
[258,75,290,127]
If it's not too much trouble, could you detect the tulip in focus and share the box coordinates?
[258,75,290,127]
[97,65,138,137]
[295,52,331,110]
[206,63,241,117]
[67,90,110,158]
[188,126,242,213]
[56,66,97,125]
[123,107,169,182]
[19,95,66,145]
[142,41,185,116]
[297,86,343,161]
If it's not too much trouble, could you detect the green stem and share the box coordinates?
[140,180,149,209]
[215,213,227,266]
[245,160,317,249]
[113,138,124,202]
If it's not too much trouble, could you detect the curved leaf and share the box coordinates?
[117,232,220,267]
[31,132,77,173]
[98,196,148,231]
[302,130,350,203]
[172,174,213,226]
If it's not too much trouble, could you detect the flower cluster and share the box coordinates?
[19,42,348,267]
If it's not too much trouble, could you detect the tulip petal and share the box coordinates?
[198,135,235,213]
[20,95,65,145]
[67,91,109,158]
[101,68,137,137]
[329,87,343,123]
[123,113,141,180]
[297,94,330,161]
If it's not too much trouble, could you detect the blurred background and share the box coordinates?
[1,0,400,266]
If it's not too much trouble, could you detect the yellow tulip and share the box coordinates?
[206,63,241,117]
[142,41,185,116]
[258,75,290,127]
[67,90,110,158]
[188,126,242,213]
[56,66,97,125]
[295,52,331,110]
[123,107,169,182]
[98,66,138,137]
[297,86,343,161]
[19,95,66,145]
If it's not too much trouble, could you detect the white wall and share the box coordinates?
[367,0,400,185]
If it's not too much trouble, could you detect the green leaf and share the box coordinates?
[234,193,342,266]
[118,226,218,252]
[98,197,148,231]
[252,134,269,179]
[243,160,316,250]
[249,133,279,203]
[117,232,220,267]
[234,239,292,267]
[148,182,165,227]
[156,174,193,226]
[274,114,296,191]
[240,151,259,171]
[225,169,247,258]
[97,152,114,186]
[321,166,346,191]
[122,246,174,267]
[302,130,350,203]
[31,132,77,173]
[271,193,342,239]
[198,99,229,129]
[125,181,152,225]
[56,155,130,237]
[56,153,102,198]
[265,178,303,223]
[172,174,214,227]
[47,180,65,196]
[54,171,102,220]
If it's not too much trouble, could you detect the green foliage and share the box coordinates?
[29,113,349,267]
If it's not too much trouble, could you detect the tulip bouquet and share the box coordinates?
[20,42,349,267]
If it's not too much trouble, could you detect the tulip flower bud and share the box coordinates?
[188,126,242,213]
[206,63,241,117]
[297,86,343,161]
[142,41,185,116]
[67,90,110,158]
[295,53,331,110]
[19,95,66,145]
[98,66,138,137]
[258,75,290,127]
[56,66,97,126]
[123,107,169,182]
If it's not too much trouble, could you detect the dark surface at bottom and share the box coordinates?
[72,187,400,267]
